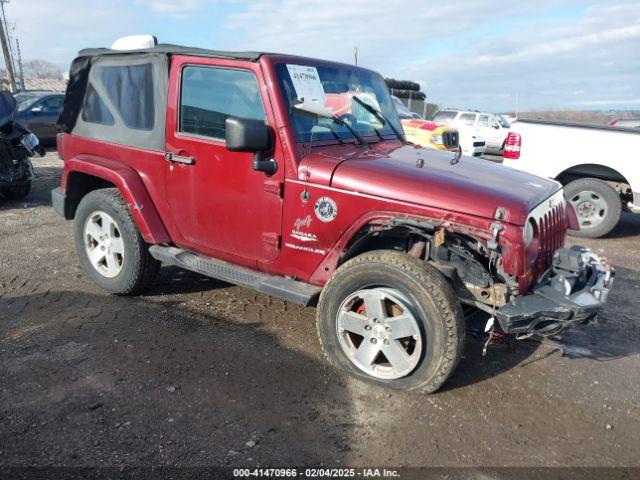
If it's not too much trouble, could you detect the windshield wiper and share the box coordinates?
[352,96,406,144]
[331,114,368,148]
[292,100,368,147]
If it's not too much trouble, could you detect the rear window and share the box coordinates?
[433,111,457,123]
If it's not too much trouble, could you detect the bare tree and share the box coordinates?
[22,59,63,79]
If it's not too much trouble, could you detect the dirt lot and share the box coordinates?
[1,153,639,469]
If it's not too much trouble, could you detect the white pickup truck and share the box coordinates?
[502,119,640,238]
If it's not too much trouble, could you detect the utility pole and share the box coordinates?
[15,36,23,91]
[0,0,16,92]
[353,47,358,66]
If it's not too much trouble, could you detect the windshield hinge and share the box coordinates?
[264,179,283,198]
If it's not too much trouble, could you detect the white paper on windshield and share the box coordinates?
[287,64,327,113]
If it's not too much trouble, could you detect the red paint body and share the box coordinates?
[58,53,566,293]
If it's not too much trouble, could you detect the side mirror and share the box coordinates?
[31,106,43,114]
[226,116,276,175]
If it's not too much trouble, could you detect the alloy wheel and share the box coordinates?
[336,287,423,380]
[83,211,125,278]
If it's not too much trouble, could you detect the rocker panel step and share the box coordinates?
[149,245,321,306]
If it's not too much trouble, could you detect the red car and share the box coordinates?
[51,39,613,393]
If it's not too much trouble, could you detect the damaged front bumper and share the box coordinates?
[495,247,614,336]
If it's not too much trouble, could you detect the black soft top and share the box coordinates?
[76,43,269,62]
[57,44,275,140]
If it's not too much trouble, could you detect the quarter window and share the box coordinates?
[459,113,476,125]
[81,84,115,125]
[179,66,266,140]
[95,63,156,130]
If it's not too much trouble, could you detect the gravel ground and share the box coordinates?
[1,153,639,469]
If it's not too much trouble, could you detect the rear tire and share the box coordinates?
[1,181,31,200]
[74,188,160,295]
[316,250,464,394]
[564,178,621,238]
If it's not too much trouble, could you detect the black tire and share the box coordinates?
[564,178,621,238]
[1,181,31,200]
[74,188,160,295]
[316,250,465,394]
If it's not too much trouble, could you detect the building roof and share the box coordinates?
[24,77,67,92]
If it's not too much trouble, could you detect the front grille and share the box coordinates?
[443,131,459,149]
[531,192,567,279]
[473,141,484,147]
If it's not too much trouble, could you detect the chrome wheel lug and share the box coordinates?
[385,326,391,332]
[370,338,377,344]
[384,339,389,345]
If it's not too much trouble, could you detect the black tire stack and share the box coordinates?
[385,78,426,101]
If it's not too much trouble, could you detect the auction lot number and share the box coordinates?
[234,468,399,478]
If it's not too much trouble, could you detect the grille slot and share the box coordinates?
[532,196,566,279]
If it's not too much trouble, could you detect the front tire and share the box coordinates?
[564,178,621,238]
[316,251,464,393]
[74,188,159,295]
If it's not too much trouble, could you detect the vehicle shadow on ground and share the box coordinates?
[0,290,352,467]
[441,309,538,392]
[0,165,61,211]
[144,266,231,296]
[601,212,640,239]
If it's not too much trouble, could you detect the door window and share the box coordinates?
[478,114,490,127]
[39,96,64,114]
[179,66,266,140]
[489,116,500,128]
[459,113,476,125]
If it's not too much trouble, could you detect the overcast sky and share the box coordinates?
[5,0,639,111]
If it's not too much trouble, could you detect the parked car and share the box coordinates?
[401,118,486,157]
[14,91,65,144]
[609,118,640,128]
[503,119,640,238]
[433,109,510,154]
[52,36,613,393]
[393,97,484,156]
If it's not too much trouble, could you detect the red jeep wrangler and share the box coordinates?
[52,40,613,393]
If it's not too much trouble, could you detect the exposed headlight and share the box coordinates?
[525,219,534,246]
[525,218,539,261]
[430,134,443,145]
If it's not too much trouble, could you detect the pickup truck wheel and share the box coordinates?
[1,181,31,200]
[74,188,160,295]
[564,178,621,238]
[316,250,464,393]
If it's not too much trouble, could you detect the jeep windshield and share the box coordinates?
[275,63,402,144]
